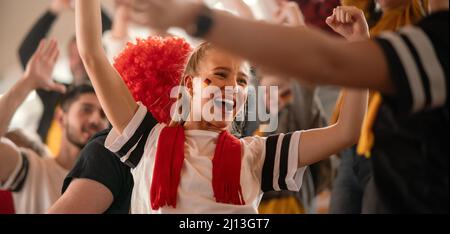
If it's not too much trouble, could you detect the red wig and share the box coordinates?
[114,36,193,123]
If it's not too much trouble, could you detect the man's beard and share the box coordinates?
[65,123,88,150]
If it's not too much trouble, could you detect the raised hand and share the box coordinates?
[274,1,305,27]
[23,39,66,93]
[112,0,133,39]
[130,0,203,31]
[50,0,73,14]
[326,6,370,41]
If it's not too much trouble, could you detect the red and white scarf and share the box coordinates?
[150,125,245,210]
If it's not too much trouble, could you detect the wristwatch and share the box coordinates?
[186,5,214,38]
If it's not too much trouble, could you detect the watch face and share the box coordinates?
[186,6,214,38]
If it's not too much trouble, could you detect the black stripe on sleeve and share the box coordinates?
[10,152,30,193]
[124,125,152,169]
[261,134,280,192]
[116,112,156,158]
[278,133,293,191]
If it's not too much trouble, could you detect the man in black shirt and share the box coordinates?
[49,116,158,214]
[49,129,132,214]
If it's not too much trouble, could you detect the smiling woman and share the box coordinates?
[71,0,368,214]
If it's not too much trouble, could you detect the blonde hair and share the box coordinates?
[169,42,214,127]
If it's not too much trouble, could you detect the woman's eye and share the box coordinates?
[238,78,248,86]
[214,72,227,78]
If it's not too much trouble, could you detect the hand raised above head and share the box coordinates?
[130,0,203,31]
[23,39,66,93]
[326,6,370,41]
[50,0,73,14]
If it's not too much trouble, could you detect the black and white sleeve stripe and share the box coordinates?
[105,104,158,169]
[0,149,30,192]
[261,131,305,192]
[376,25,448,113]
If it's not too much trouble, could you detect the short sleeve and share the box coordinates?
[105,103,158,168]
[244,132,306,193]
[62,134,128,199]
[0,152,29,192]
[375,24,448,114]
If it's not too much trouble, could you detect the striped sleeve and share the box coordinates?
[261,132,307,193]
[375,25,448,114]
[105,103,158,169]
[0,152,29,192]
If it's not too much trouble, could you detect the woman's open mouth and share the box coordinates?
[213,98,236,112]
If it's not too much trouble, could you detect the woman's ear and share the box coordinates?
[184,75,193,93]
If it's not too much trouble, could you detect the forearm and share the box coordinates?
[111,6,129,40]
[298,89,367,167]
[18,11,56,69]
[335,89,368,144]
[203,11,393,92]
[47,179,113,214]
[0,79,34,137]
[76,0,138,133]
[76,0,104,59]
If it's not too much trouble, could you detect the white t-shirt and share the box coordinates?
[106,104,307,214]
[0,149,68,214]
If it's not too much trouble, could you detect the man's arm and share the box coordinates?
[1,40,63,184]
[131,1,393,93]
[0,139,21,184]
[47,178,113,214]
[18,0,112,70]
[18,13,57,70]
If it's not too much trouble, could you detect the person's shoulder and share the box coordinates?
[88,129,111,145]
[419,10,448,26]
[241,135,267,156]
[78,129,115,162]
[417,10,449,40]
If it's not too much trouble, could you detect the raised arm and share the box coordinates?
[17,0,66,69]
[297,6,371,167]
[274,1,305,27]
[75,0,137,133]
[298,89,368,167]
[131,1,393,93]
[1,39,63,183]
[47,178,113,214]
